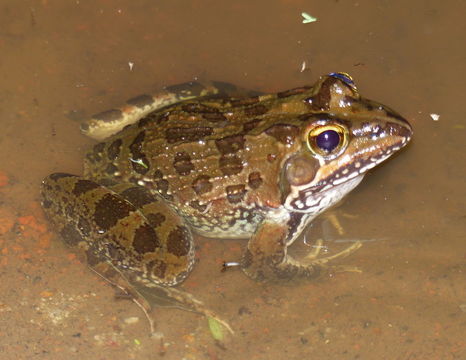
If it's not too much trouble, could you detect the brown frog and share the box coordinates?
[41,73,412,332]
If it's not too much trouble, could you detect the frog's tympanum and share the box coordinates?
[41,73,412,332]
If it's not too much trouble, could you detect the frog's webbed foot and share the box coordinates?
[241,221,362,281]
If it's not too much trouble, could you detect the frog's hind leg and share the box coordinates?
[41,174,232,335]
[81,81,221,141]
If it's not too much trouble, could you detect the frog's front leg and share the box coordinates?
[241,217,361,281]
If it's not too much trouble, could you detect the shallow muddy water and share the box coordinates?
[0,1,464,359]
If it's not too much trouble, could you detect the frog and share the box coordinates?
[40,72,412,333]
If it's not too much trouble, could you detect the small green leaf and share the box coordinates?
[207,317,224,341]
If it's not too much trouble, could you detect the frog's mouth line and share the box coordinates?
[286,174,365,213]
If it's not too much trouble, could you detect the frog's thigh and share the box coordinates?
[41,173,194,288]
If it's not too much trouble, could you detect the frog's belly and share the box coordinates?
[185,209,264,239]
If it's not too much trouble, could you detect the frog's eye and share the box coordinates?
[306,124,349,158]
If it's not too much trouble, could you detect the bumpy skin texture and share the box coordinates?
[41,74,412,293]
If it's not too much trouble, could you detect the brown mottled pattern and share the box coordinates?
[215,134,245,154]
[181,103,218,114]
[148,259,167,280]
[226,184,247,204]
[192,175,213,195]
[189,200,208,212]
[173,151,194,176]
[60,224,85,246]
[166,226,191,257]
[146,212,166,228]
[165,126,213,144]
[129,131,149,174]
[202,112,227,123]
[105,163,118,176]
[243,119,262,132]
[230,96,260,107]
[264,124,299,145]
[132,224,160,254]
[119,186,156,208]
[107,138,122,161]
[155,179,170,197]
[138,112,169,128]
[219,155,243,176]
[93,193,133,230]
[72,179,101,196]
[248,172,263,189]
[91,142,106,162]
[244,104,268,117]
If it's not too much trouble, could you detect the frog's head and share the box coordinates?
[282,73,413,214]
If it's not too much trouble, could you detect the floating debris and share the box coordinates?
[207,317,225,341]
[302,12,317,24]
[430,113,440,121]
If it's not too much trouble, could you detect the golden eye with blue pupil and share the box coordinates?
[306,124,348,158]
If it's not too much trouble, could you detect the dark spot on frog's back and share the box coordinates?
[107,138,122,161]
[181,102,227,122]
[166,226,191,257]
[226,184,247,204]
[129,131,145,155]
[248,172,263,189]
[219,155,243,176]
[129,131,150,174]
[165,127,213,144]
[189,200,208,212]
[72,179,101,196]
[132,223,160,254]
[192,175,213,195]
[119,186,157,208]
[173,151,195,176]
[93,193,133,230]
[215,134,245,154]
